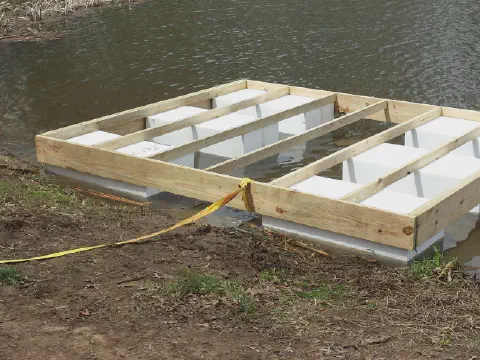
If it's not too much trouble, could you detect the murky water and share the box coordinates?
[1,0,479,265]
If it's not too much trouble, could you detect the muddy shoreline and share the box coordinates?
[0,0,139,41]
[1,151,480,358]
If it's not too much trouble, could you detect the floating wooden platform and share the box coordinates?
[36,80,480,260]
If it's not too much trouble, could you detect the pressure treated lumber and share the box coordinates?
[35,135,415,249]
[41,80,247,140]
[412,167,480,246]
[272,108,442,188]
[148,94,337,161]
[336,93,437,124]
[341,124,480,203]
[207,99,386,174]
[96,87,290,151]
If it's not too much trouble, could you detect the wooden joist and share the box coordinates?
[147,94,337,161]
[341,124,480,203]
[271,108,442,187]
[207,99,386,174]
[95,87,290,151]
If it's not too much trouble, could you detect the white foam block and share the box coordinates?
[343,143,480,213]
[213,89,267,118]
[50,132,160,198]
[260,95,332,135]
[67,130,121,145]
[116,141,194,167]
[263,176,443,263]
[147,106,208,146]
[405,116,480,157]
[196,112,275,158]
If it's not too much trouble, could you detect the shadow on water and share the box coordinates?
[1,0,479,267]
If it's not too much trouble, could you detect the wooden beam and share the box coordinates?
[286,86,335,99]
[412,168,480,246]
[336,93,436,124]
[148,95,337,162]
[207,98,386,174]
[341,124,480,203]
[96,87,290,151]
[102,118,146,136]
[40,80,247,140]
[246,80,289,91]
[36,135,416,249]
[442,106,480,122]
[272,108,442,188]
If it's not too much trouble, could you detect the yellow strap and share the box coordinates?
[0,178,254,264]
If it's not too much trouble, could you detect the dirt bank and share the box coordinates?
[0,152,479,359]
[0,0,135,40]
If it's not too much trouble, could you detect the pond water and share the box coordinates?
[0,0,479,268]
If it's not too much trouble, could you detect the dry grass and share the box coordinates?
[0,0,127,33]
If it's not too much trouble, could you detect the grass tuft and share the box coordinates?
[410,247,444,280]
[159,268,256,314]
[260,267,291,284]
[296,283,346,301]
[0,266,25,285]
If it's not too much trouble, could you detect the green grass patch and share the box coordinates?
[296,283,347,301]
[260,268,291,284]
[160,268,256,314]
[0,178,81,209]
[410,247,444,280]
[0,266,25,285]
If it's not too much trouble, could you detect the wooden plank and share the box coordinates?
[96,87,291,151]
[272,108,442,188]
[102,118,146,136]
[341,124,480,203]
[207,98,387,174]
[246,80,288,91]
[336,93,436,123]
[36,135,416,249]
[287,86,335,99]
[442,106,480,122]
[149,94,338,162]
[190,99,212,109]
[412,168,480,246]
[41,80,247,140]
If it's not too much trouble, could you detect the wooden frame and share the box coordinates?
[36,80,480,252]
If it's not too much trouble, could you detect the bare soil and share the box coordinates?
[1,153,479,359]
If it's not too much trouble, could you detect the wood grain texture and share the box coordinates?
[36,135,415,249]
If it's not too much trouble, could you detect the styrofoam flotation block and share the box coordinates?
[213,90,335,135]
[260,95,333,135]
[67,130,121,145]
[343,143,480,213]
[147,106,207,146]
[263,176,443,263]
[148,105,278,159]
[405,116,480,157]
[50,132,194,199]
[196,112,275,158]
[213,89,267,118]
